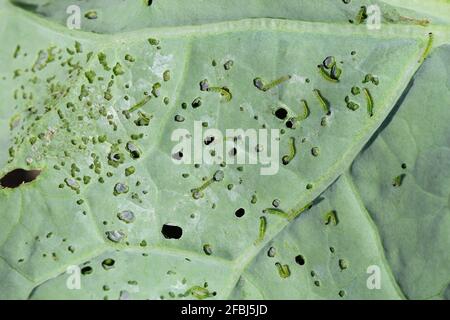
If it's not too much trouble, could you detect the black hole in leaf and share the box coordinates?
[147,0,153,6]
[235,208,245,218]
[102,258,115,270]
[0,169,41,188]
[204,136,215,145]
[229,148,237,157]
[161,224,183,239]
[275,108,288,120]
[172,151,183,160]
[81,266,93,275]
[295,255,305,266]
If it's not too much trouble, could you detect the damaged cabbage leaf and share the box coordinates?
[0,0,449,299]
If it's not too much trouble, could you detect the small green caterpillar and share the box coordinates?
[263,201,313,221]
[282,137,296,165]
[263,208,290,219]
[418,32,434,64]
[298,100,310,120]
[288,202,313,221]
[392,174,406,187]
[207,86,232,102]
[253,75,291,91]
[313,89,331,115]
[275,262,291,278]
[200,79,232,101]
[254,216,267,245]
[287,100,310,128]
[324,210,338,226]
[123,95,152,117]
[363,88,374,117]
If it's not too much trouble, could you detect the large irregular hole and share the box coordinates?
[0,169,41,188]
[161,224,183,239]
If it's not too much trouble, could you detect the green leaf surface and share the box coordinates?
[8,0,450,32]
[0,0,449,299]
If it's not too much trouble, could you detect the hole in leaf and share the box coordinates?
[0,169,41,188]
[272,199,280,207]
[81,266,93,275]
[161,224,183,239]
[275,108,288,120]
[229,147,237,157]
[285,119,294,129]
[339,259,349,270]
[10,1,39,12]
[172,150,183,160]
[147,0,153,6]
[235,208,245,218]
[295,255,306,266]
[102,258,115,270]
[204,136,215,145]
[203,244,212,255]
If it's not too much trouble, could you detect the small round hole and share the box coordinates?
[295,255,305,266]
[81,266,93,275]
[101,258,115,270]
[275,108,288,120]
[235,208,245,218]
[172,151,183,160]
